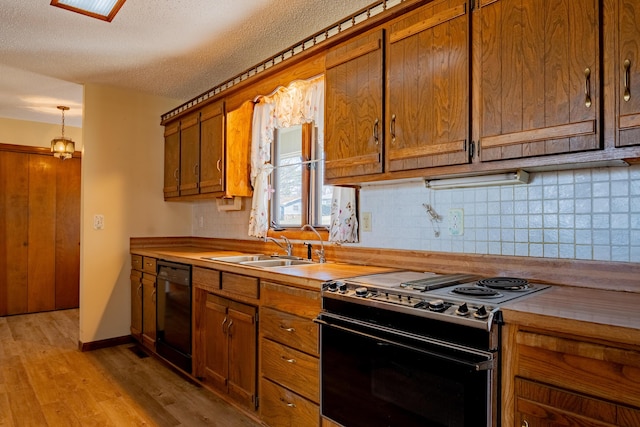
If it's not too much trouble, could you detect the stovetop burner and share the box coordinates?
[477,277,529,291]
[452,286,501,298]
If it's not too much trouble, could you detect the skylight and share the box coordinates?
[51,0,126,22]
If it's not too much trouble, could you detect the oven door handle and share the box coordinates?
[314,317,494,372]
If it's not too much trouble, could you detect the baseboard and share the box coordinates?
[78,335,134,352]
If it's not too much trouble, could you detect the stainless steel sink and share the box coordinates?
[239,259,315,268]
[202,254,270,263]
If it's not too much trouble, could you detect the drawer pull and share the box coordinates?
[521,421,529,427]
[584,67,592,108]
[624,59,631,102]
[280,398,296,408]
[281,356,296,364]
[279,325,296,333]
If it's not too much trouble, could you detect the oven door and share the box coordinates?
[316,312,496,427]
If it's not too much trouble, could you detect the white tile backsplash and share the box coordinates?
[192,164,640,263]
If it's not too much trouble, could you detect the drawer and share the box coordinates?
[221,272,259,299]
[516,330,640,408]
[260,377,319,427]
[131,254,142,270]
[261,307,319,356]
[261,338,319,403]
[261,281,320,319]
[193,267,221,292]
[142,256,157,274]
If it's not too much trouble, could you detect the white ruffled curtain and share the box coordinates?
[248,75,358,243]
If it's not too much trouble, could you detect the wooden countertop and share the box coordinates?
[502,286,640,347]
[131,246,396,290]
[132,246,640,343]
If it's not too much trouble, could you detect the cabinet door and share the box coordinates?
[179,113,200,196]
[142,273,157,350]
[199,101,225,194]
[28,155,57,313]
[618,0,640,146]
[0,151,29,316]
[163,122,180,199]
[325,29,384,180]
[225,101,253,198]
[130,271,143,341]
[204,295,229,392]
[387,0,471,171]
[55,157,80,309]
[477,0,600,161]
[227,300,257,410]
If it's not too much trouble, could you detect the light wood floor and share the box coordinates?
[0,309,263,427]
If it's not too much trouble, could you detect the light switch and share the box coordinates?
[362,212,372,232]
[93,214,104,230]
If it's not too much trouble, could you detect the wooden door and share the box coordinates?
[387,0,471,171]
[325,29,384,180]
[199,101,225,194]
[227,300,257,410]
[179,113,200,196]
[28,155,57,313]
[477,0,600,161]
[204,294,229,393]
[617,0,640,147]
[142,273,156,350]
[0,151,29,316]
[55,157,80,309]
[130,271,143,341]
[163,122,180,199]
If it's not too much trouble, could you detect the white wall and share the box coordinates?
[80,84,192,343]
[192,165,640,263]
[0,116,82,149]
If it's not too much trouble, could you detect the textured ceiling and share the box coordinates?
[0,0,374,127]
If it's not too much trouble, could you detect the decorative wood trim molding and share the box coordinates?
[79,335,133,352]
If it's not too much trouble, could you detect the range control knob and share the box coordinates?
[326,281,339,292]
[473,305,489,319]
[355,287,369,297]
[427,299,446,312]
[338,282,348,293]
[455,303,470,316]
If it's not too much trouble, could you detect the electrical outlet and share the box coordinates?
[93,214,104,230]
[362,212,372,232]
[448,209,463,236]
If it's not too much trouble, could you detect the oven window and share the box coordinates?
[321,322,490,427]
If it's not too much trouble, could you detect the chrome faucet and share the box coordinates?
[302,224,326,263]
[265,235,293,256]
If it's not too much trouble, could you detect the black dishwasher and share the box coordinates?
[156,261,192,373]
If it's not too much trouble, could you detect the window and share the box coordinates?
[271,123,332,229]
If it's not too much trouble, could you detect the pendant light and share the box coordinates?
[51,106,75,160]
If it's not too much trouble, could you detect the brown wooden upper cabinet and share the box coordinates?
[324,0,471,182]
[617,0,640,147]
[163,99,252,200]
[387,0,471,172]
[476,0,601,161]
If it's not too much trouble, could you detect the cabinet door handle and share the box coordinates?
[281,356,296,363]
[227,320,234,336]
[279,325,295,332]
[174,168,179,183]
[216,159,221,171]
[390,114,397,143]
[137,284,142,297]
[584,68,592,108]
[624,59,631,102]
[521,421,529,427]
[222,316,228,333]
[151,287,156,303]
[373,118,379,145]
[280,398,296,408]
[193,164,199,176]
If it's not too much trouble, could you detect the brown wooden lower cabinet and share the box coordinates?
[130,267,143,341]
[0,148,80,316]
[141,271,157,351]
[503,324,640,426]
[261,377,319,427]
[201,293,257,411]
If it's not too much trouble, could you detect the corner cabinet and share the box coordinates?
[162,99,253,201]
[475,0,601,161]
[324,0,471,182]
[502,324,640,426]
